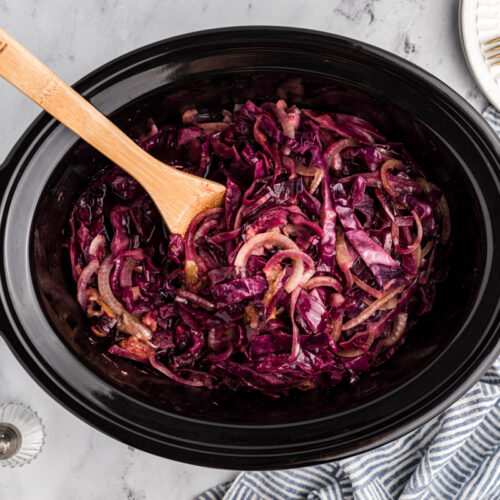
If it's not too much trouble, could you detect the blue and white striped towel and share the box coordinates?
[199,107,500,500]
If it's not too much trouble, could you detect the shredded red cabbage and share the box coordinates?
[69,98,449,397]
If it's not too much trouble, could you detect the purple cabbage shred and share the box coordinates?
[69,97,448,396]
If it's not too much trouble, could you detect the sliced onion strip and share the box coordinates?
[97,256,126,315]
[323,139,359,173]
[77,259,99,310]
[380,159,404,198]
[331,318,343,342]
[235,232,297,265]
[421,240,434,258]
[149,354,204,386]
[88,234,107,261]
[303,276,343,292]
[294,162,318,177]
[336,348,364,358]
[263,249,314,293]
[341,284,405,331]
[196,122,231,133]
[309,168,324,194]
[119,257,136,288]
[289,286,301,362]
[383,313,408,347]
[97,255,152,340]
[335,226,354,290]
[176,289,216,311]
[393,209,423,255]
[352,275,382,299]
[273,99,296,139]
[185,207,224,260]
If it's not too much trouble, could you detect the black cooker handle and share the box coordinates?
[0,161,9,194]
[0,157,14,203]
[0,159,14,339]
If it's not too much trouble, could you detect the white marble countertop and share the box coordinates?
[0,0,488,498]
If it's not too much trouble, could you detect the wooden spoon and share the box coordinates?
[0,28,226,235]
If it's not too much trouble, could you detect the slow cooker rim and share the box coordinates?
[0,27,499,469]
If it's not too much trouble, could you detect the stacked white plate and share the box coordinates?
[460,0,500,110]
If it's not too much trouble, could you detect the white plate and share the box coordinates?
[460,0,500,110]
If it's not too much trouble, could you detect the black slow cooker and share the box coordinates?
[0,27,499,469]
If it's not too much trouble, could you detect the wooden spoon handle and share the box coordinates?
[0,28,225,234]
[0,28,154,178]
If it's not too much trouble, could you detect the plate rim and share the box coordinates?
[460,0,500,110]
